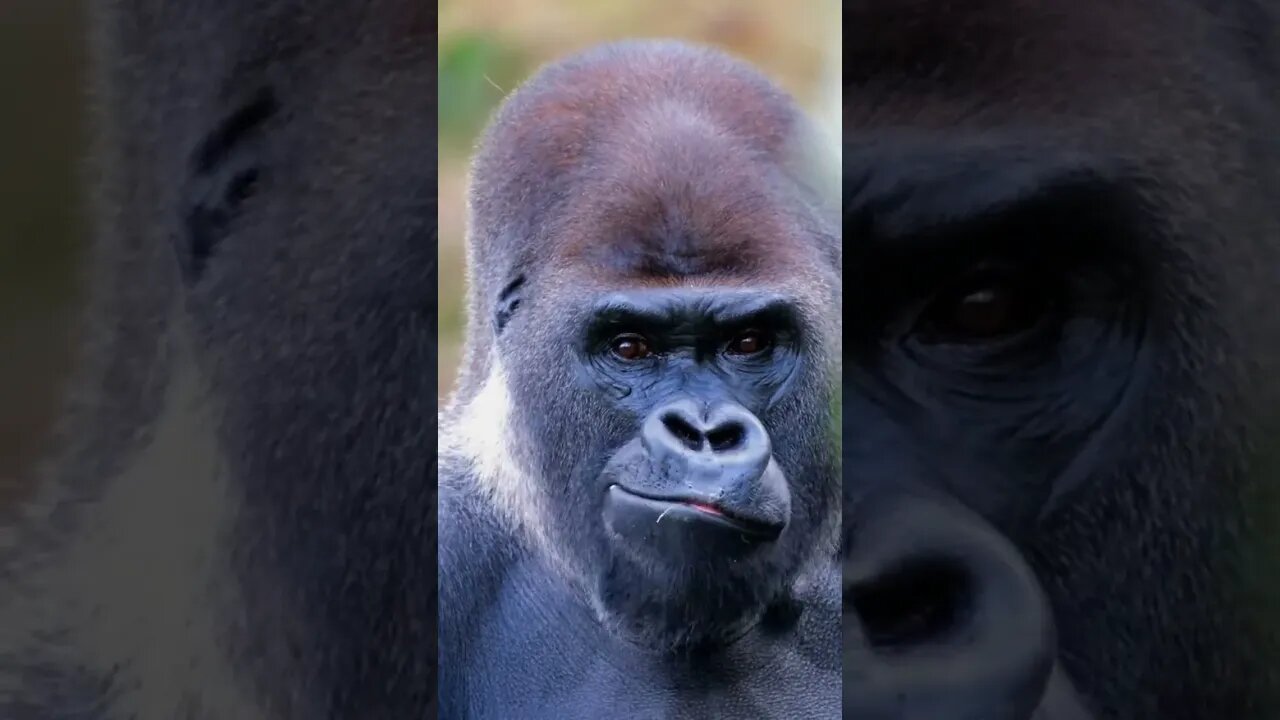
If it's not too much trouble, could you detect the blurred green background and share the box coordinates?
[437,0,841,397]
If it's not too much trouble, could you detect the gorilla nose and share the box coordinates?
[843,495,1063,720]
[604,399,787,557]
[642,399,771,484]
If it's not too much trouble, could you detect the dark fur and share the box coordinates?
[438,41,841,718]
[843,1,1280,718]
[0,2,438,718]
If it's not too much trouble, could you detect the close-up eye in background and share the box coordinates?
[914,263,1059,344]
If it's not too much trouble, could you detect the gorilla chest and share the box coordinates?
[462,566,840,719]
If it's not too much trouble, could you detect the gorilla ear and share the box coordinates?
[177,87,278,283]
[494,274,525,334]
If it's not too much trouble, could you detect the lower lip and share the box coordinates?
[627,489,766,530]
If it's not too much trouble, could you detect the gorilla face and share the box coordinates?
[589,290,801,571]
[588,289,800,561]
[837,138,1149,720]
[500,278,838,649]
[844,142,1147,526]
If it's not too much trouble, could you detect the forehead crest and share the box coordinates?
[469,41,826,286]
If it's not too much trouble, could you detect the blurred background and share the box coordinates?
[437,0,842,397]
[0,1,87,506]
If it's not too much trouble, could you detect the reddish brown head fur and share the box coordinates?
[465,40,837,302]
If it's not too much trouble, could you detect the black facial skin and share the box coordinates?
[840,140,1137,719]
[841,1,1280,717]
[497,283,837,653]
[845,145,1147,530]
[583,289,802,638]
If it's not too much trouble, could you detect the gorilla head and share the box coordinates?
[443,40,841,651]
[842,2,1280,718]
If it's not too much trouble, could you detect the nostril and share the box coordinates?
[661,412,704,451]
[706,422,745,452]
[849,558,972,651]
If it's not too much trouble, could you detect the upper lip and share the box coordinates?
[608,484,784,538]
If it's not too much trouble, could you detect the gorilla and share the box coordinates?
[0,2,439,718]
[841,2,1280,718]
[437,41,842,718]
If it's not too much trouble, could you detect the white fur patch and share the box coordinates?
[443,356,570,577]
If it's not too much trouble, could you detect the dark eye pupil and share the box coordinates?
[730,331,767,355]
[918,266,1052,344]
[952,287,1014,337]
[611,335,650,360]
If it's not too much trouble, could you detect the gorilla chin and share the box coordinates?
[594,397,796,649]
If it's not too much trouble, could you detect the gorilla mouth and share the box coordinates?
[606,484,785,541]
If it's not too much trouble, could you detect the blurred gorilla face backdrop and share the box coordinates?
[841,2,1280,719]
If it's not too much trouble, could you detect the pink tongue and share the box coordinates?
[690,502,723,516]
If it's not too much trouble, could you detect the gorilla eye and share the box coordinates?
[918,266,1052,343]
[727,329,771,355]
[610,334,653,361]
